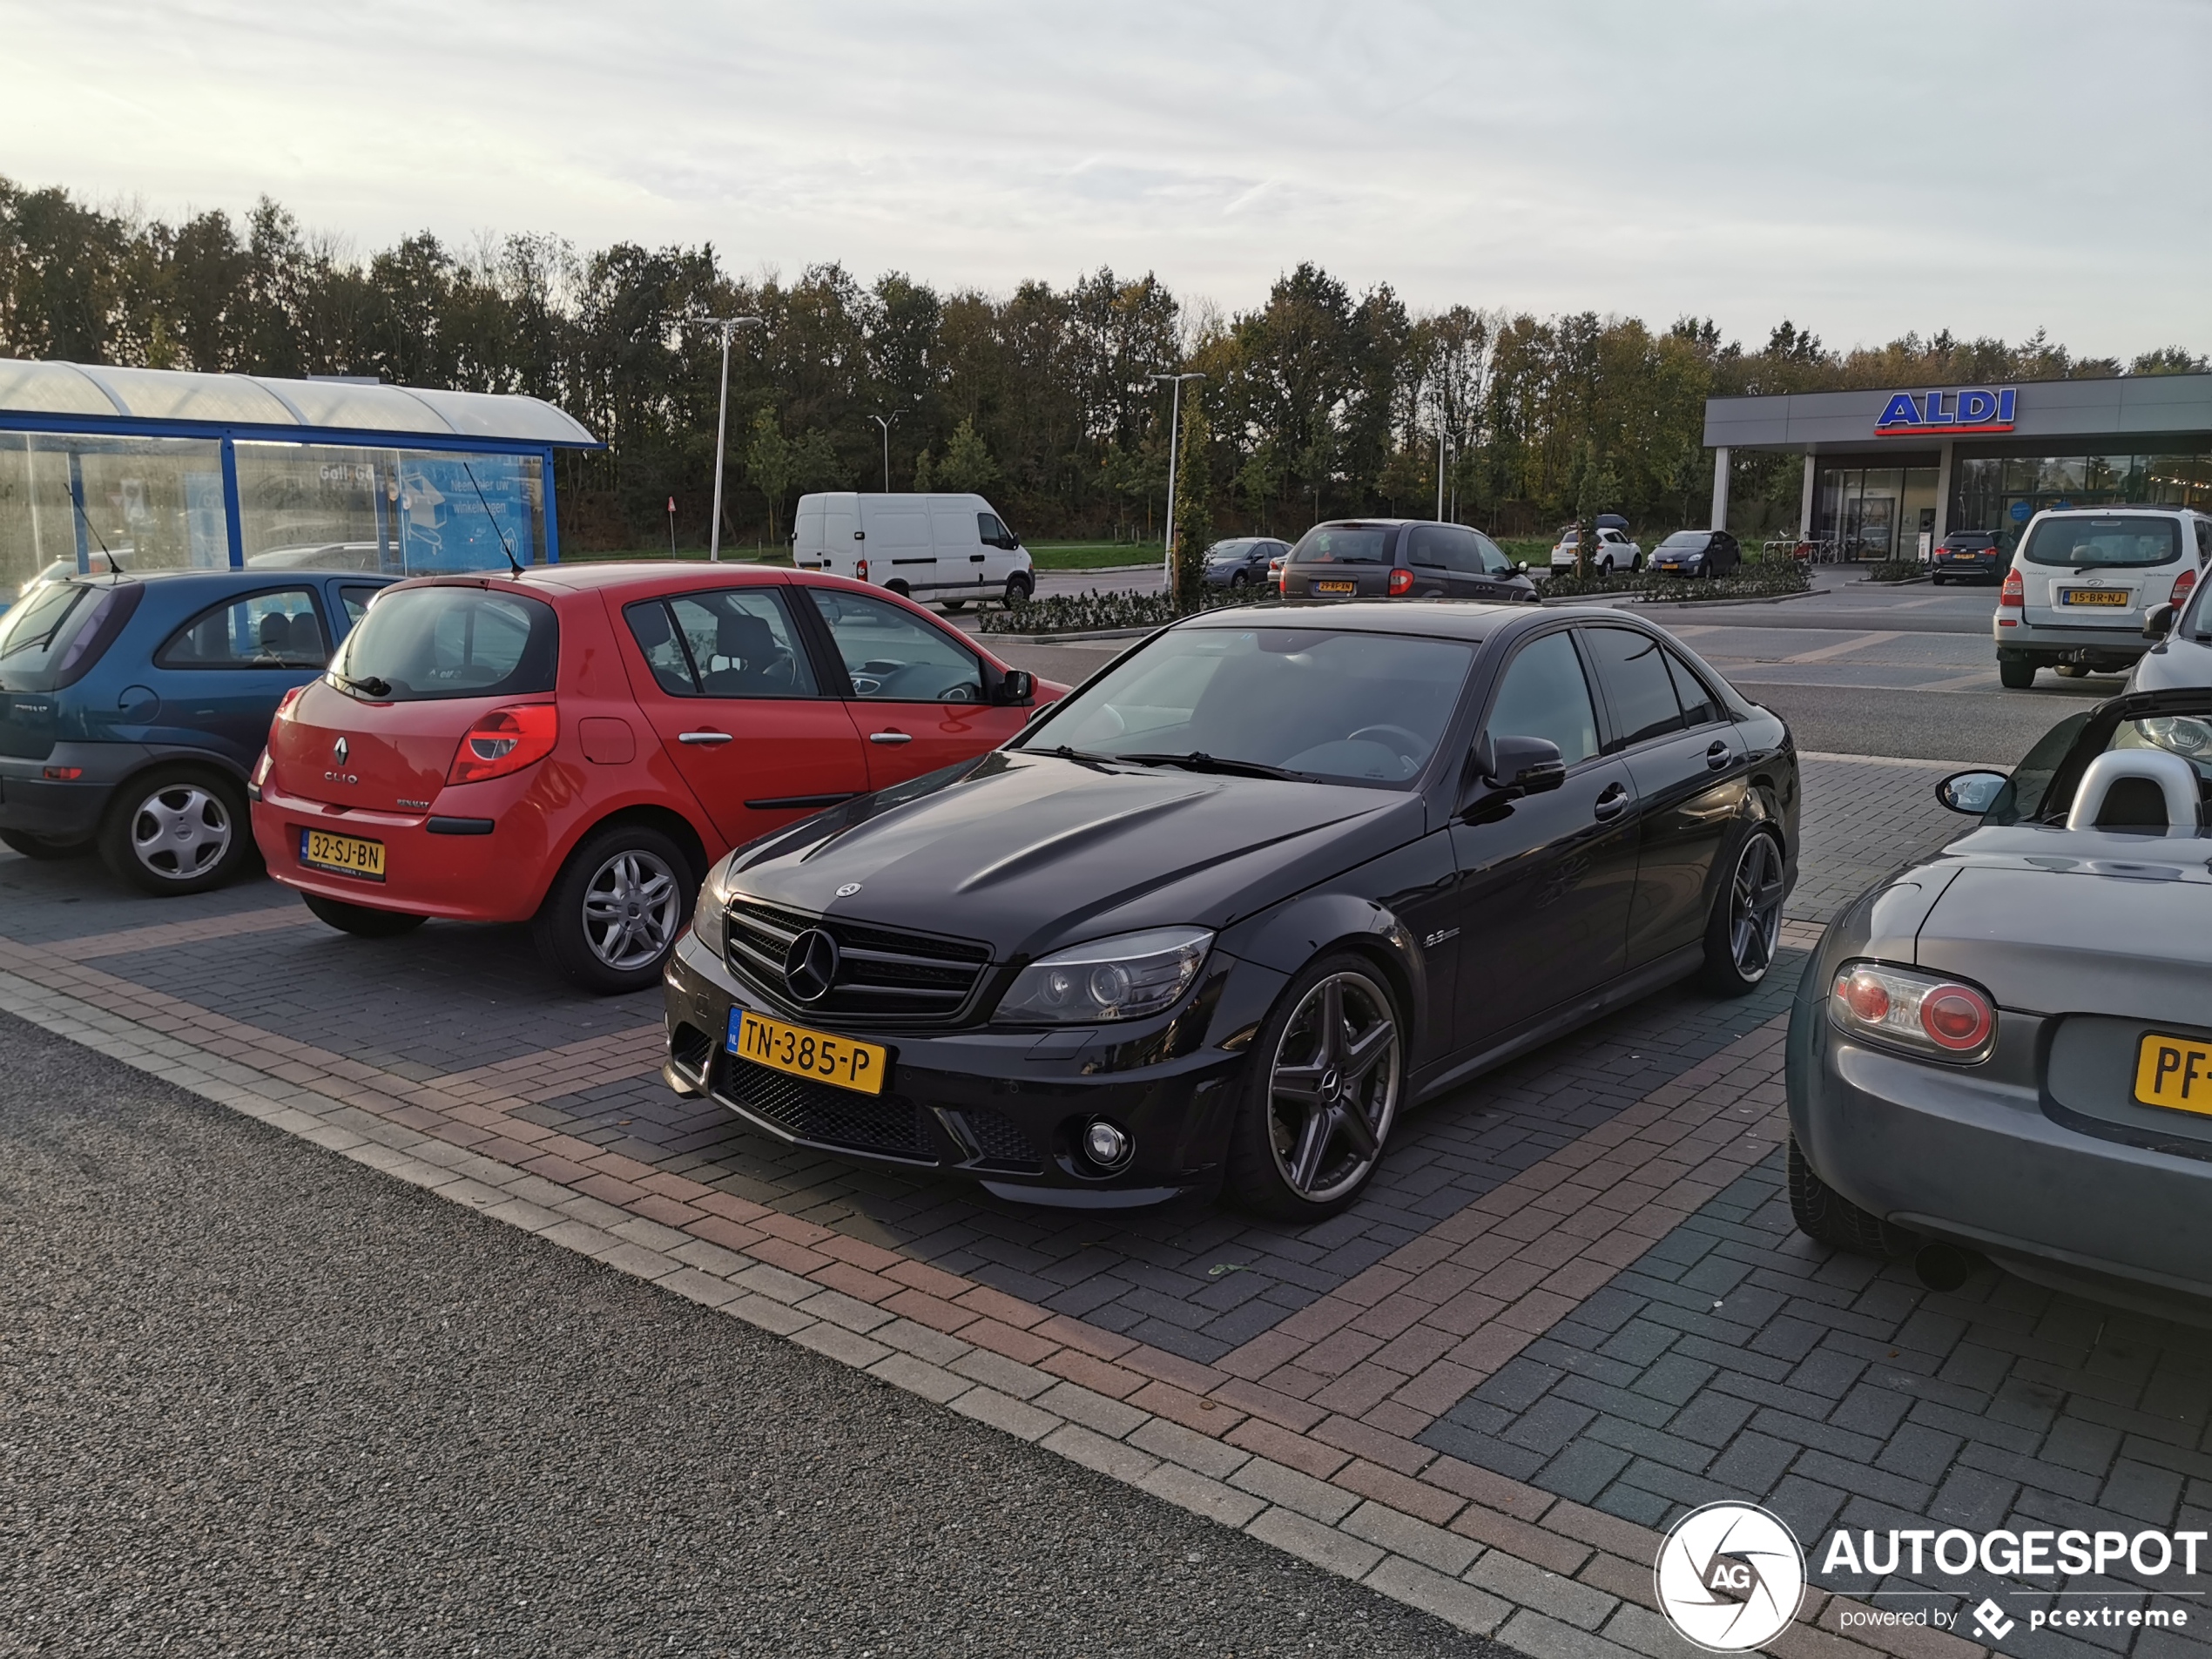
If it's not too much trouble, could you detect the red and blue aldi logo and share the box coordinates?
[1875,387,2017,435]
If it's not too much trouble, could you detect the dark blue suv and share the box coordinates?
[0,569,393,894]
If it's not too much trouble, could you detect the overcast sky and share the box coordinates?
[3,0,2203,358]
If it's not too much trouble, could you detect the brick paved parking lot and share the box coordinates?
[5,755,2208,1659]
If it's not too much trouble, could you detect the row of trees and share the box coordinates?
[3,176,2202,551]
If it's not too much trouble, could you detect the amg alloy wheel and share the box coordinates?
[1703,827,1784,995]
[1228,957,1402,1219]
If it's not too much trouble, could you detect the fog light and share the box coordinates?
[1082,1119,1131,1169]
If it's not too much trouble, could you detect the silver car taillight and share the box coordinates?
[1829,961,1996,1063]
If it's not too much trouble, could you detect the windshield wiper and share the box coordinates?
[1115,751,1308,781]
[1024,743,1121,769]
[333,671,392,698]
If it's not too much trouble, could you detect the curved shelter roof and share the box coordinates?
[0,358,598,448]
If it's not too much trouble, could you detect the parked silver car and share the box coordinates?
[1993,505,2211,688]
[1789,687,2212,1316]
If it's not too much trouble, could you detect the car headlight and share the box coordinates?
[1829,961,1995,1062]
[997,927,1213,1024]
[692,861,732,956]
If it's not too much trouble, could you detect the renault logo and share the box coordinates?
[783,928,840,1003]
[333,737,349,765]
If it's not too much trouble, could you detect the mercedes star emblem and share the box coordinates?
[783,928,841,1003]
[333,736,348,765]
[835,882,862,897]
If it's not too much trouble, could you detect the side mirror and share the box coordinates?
[1464,733,1566,813]
[1514,561,1529,575]
[1936,769,2006,815]
[2144,602,2175,641]
[995,669,1035,705]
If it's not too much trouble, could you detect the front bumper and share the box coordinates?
[1788,988,2212,1300]
[662,929,1279,1206]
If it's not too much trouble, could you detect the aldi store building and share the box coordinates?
[1703,374,2212,557]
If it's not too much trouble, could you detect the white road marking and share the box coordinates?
[1778,630,1904,664]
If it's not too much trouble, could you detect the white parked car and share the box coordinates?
[792,492,1035,610]
[1548,525,1642,575]
[1994,505,2212,688]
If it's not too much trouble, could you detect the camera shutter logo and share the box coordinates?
[1655,1501,1805,1651]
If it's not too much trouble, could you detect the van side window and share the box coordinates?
[157,588,326,669]
[979,513,1010,548]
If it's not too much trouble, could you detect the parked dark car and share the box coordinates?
[664,602,1797,1218]
[1929,530,2004,585]
[1649,529,1742,578]
[1789,687,2212,1312]
[1278,520,1537,604]
[0,568,392,892]
[1202,536,1291,590]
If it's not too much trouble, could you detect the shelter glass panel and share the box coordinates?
[0,432,226,600]
[233,442,545,575]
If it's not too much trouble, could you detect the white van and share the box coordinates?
[792,493,1035,610]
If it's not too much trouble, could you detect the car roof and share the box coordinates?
[49,567,395,595]
[2033,504,2207,517]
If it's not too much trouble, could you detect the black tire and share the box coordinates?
[886,579,911,598]
[98,766,252,895]
[1702,824,1786,995]
[1,829,91,860]
[1003,572,1034,607]
[1998,658,2035,689]
[941,598,968,613]
[1231,570,1249,588]
[1224,953,1405,1223]
[1931,576,1946,586]
[534,822,698,995]
[302,893,427,938]
[1789,1135,1917,1256]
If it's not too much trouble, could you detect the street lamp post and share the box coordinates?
[1150,371,1206,589]
[705,314,765,563]
[869,413,900,491]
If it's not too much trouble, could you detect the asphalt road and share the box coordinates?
[0,1010,1488,1659]
[963,567,2132,769]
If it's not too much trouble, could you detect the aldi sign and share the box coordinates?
[1875,387,2017,435]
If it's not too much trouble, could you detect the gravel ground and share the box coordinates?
[0,1010,1491,1659]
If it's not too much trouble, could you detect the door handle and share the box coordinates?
[678,731,733,745]
[1705,740,1732,771]
[868,731,913,745]
[1592,782,1631,820]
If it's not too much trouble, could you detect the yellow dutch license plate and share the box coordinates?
[299,827,385,880]
[1315,580,1357,594]
[2134,1033,2212,1115]
[2061,588,2129,607]
[731,1009,887,1096]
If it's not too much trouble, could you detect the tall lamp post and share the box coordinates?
[868,413,900,491]
[1150,371,1206,588]
[705,314,765,563]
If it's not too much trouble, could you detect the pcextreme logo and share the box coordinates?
[1655,1502,1806,1651]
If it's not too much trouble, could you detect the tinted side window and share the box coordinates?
[806,589,983,703]
[1406,525,1460,570]
[2196,522,2210,561]
[157,588,326,670]
[1484,632,1600,767]
[1665,649,1722,727]
[1471,530,1513,575]
[1584,627,1683,749]
[979,512,1010,546]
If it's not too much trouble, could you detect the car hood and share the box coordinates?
[1903,826,2212,1024]
[725,750,1416,961]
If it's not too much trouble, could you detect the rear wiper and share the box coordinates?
[332,671,391,698]
[1115,751,1308,780]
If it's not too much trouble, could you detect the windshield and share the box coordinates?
[1990,705,2212,828]
[1658,531,1709,550]
[2020,515,2182,569]
[1290,526,1393,565]
[1206,541,1258,561]
[329,584,557,701]
[1017,624,1474,786]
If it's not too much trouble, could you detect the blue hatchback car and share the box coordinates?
[0,569,394,893]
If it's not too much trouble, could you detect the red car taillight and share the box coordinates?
[447,704,559,786]
[1387,568,1414,597]
[855,558,868,581]
[2000,570,2023,607]
[1831,963,1995,1061]
[2172,566,2198,609]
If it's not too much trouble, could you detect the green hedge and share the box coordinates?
[979,584,1267,636]
[1542,561,1811,604]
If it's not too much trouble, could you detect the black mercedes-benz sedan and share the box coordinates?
[662,602,1798,1219]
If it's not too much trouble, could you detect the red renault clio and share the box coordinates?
[250,563,1061,991]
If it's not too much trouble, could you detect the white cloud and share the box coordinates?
[0,0,2203,356]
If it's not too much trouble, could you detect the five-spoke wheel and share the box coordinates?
[1704,826,1785,994]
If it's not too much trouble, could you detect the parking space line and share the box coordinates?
[1777,630,1902,664]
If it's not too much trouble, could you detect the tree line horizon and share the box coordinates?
[3,176,2203,553]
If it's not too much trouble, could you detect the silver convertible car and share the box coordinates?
[1789,687,2212,1314]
